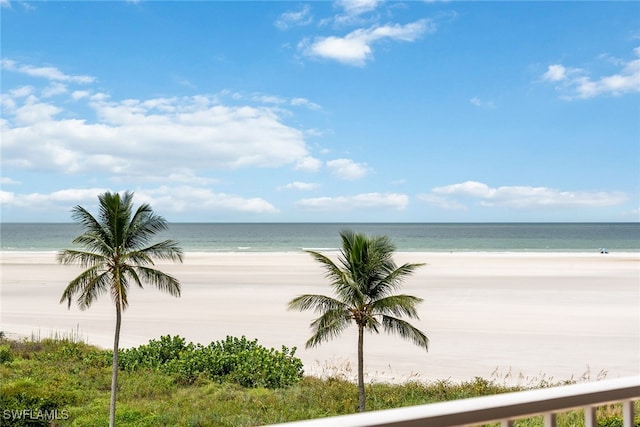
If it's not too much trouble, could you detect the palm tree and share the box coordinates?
[288,230,428,412]
[58,191,183,427]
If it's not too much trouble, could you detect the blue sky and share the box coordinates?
[1,1,639,223]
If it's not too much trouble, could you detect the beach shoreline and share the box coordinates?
[1,250,638,384]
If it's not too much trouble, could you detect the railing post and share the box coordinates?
[500,420,514,427]
[543,412,557,427]
[584,406,597,427]
[622,400,635,427]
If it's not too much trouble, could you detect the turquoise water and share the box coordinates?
[1,223,638,252]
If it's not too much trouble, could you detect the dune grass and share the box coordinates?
[0,334,637,427]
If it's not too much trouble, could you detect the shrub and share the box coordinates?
[117,335,191,371]
[112,335,304,388]
[0,377,71,427]
[0,344,13,364]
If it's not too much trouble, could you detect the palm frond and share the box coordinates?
[295,230,428,362]
[370,294,423,318]
[370,262,426,298]
[288,294,347,314]
[99,191,134,248]
[79,271,112,310]
[59,191,183,313]
[306,250,363,306]
[59,266,109,310]
[381,315,429,351]
[362,315,381,334]
[125,205,169,249]
[71,233,112,255]
[131,266,181,298]
[306,250,345,286]
[57,249,107,268]
[306,309,352,348]
[70,205,105,235]
[140,240,184,262]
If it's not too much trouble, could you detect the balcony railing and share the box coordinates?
[269,376,639,427]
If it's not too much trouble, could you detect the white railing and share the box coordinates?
[269,376,639,427]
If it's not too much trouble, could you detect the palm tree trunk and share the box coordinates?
[109,302,122,427]
[357,323,365,412]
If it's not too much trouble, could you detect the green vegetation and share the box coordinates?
[112,335,303,388]
[2,335,637,427]
[289,230,428,411]
[57,191,184,427]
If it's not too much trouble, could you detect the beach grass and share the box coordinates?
[1,335,638,427]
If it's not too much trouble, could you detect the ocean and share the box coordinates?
[1,223,638,253]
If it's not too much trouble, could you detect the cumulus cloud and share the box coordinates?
[140,186,279,215]
[326,158,370,180]
[290,97,322,110]
[421,181,629,210]
[296,192,408,211]
[2,89,314,177]
[1,59,329,220]
[295,156,323,172]
[300,19,433,66]
[336,0,382,17]
[333,0,382,22]
[41,82,68,98]
[0,177,20,185]
[0,188,109,212]
[0,186,279,218]
[2,58,95,84]
[275,4,313,30]
[278,181,320,191]
[542,47,640,98]
[542,64,575,82]
[418,193,468,211]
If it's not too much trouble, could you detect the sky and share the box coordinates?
[1,1,639,223]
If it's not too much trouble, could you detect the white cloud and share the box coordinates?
[71,90,91,100]
[2,58,95,84]
[542,47,640,98]
[326,158,370,180]
[469,97,495,109]
[2,91,313,176]
[542,64,574,82]
[335,0,382,17]
[0,188,109,212]
[275,4,313,30]
[422,181,629,210]
[14,100,62,125]
[295,156,323,172]
[140,186,279,215]
[417,193,468,211]
[9,86,35,98]
[300,19,433,66]
[279,181,320,191]
[252,93,286,105]
[0,186,279,218]
[0,177,21,185]
[291,97,322,110]
[296,192,408,211]
[42,82,68,98]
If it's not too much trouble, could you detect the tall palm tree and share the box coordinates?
[58,191,183,427]
[288,230,428,412]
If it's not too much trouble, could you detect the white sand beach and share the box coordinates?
[1,251,638,384]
